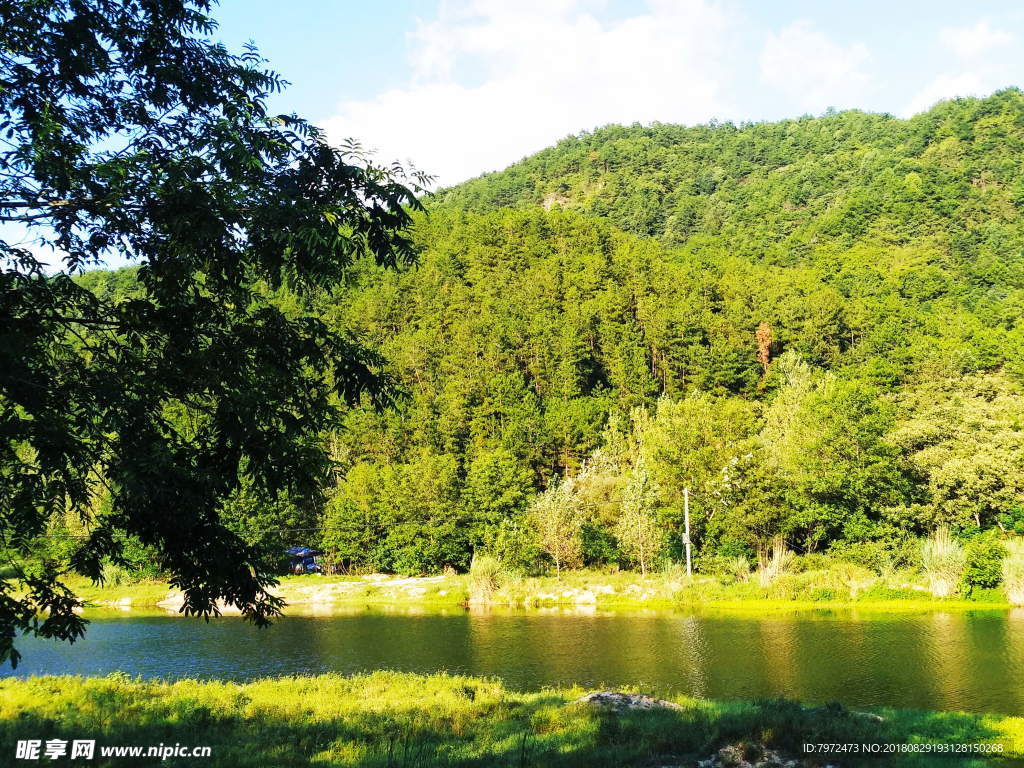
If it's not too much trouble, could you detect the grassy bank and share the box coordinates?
[1,672,1020,767]
[65,573,469,611]
[484,568,1016,611]
[66,567,1020,614]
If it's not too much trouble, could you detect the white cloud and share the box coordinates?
[322,0,738,188]
[903,72,988,117]
[939,19,1012,59]
[322,4,1019,186]
[903,19,1016,117]
[759,20,871,114]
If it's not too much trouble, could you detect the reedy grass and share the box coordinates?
[0,672,1019,767]
[467,554,505,604]
[730,555,751,583]
[1002,539,1024,606]
[756,536,796,587]
[922,527,967,599]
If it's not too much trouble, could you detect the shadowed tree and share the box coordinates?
[0,0,426,665]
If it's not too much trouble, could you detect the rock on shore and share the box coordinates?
[575,691,682,711]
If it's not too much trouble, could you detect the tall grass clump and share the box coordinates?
[1002,539,1024,606]
[100,562,132,587]
[730,555,751,583]
[660,561,689,588]
[757,536,795,587]
[468,554,504,604]
[921,527,966,598]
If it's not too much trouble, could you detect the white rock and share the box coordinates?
[574,691,681,711]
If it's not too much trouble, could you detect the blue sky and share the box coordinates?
[7,1,1024,269]
[208,0,1024,187]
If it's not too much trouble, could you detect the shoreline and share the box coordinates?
[67,572,1020,615]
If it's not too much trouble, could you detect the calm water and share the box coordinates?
[6,606,1024,715]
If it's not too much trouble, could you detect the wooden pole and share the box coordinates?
[684,487,692,578]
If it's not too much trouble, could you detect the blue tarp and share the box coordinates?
[285,546,323,573]
[284,546,321,557]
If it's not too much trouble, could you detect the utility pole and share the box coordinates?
[683,487,692,578]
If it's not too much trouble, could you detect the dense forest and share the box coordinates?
[75,88,1024,577]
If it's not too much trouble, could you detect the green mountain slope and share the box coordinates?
[77,91,1024,575]
[437,89,1024,252]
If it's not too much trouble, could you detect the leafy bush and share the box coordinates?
[921,527,966,598]
[997,507,1024,537]
[581,523,620,567]
[827,537,921,573]
[660,562,689,585]
[860,584,925,601]
[100,563,132,587]
[696,553,752,584]
[766,571,823,600]
[968,587,1005,604]
[765,563,876,601]
[962,532,1007,591]
[790,553,831,573]
[694,554,735,579]
[99,534,164,585]
[492,518,545,575]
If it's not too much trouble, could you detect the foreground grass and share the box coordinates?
[1,672,1020,767]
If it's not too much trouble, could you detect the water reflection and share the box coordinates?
[675,616,708,698]
[5,606,1023,715]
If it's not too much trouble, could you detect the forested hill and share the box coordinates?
[436,88,1024,252]
[78,90,1024,576]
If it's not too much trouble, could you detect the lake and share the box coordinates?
[6,606,1024,715]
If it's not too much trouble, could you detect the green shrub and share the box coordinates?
[997,506,1024,537]
[962,532,1007,591]
[694,553,735,579]
[100,562,131,587]
[921,527,966,598]
[969,587,1005,603]
[791,552,830,573]
[860,584,924,601]
[581,523,620,567]
[660,561,689,586]
[827,537,920,573]
[491,518,544,575]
